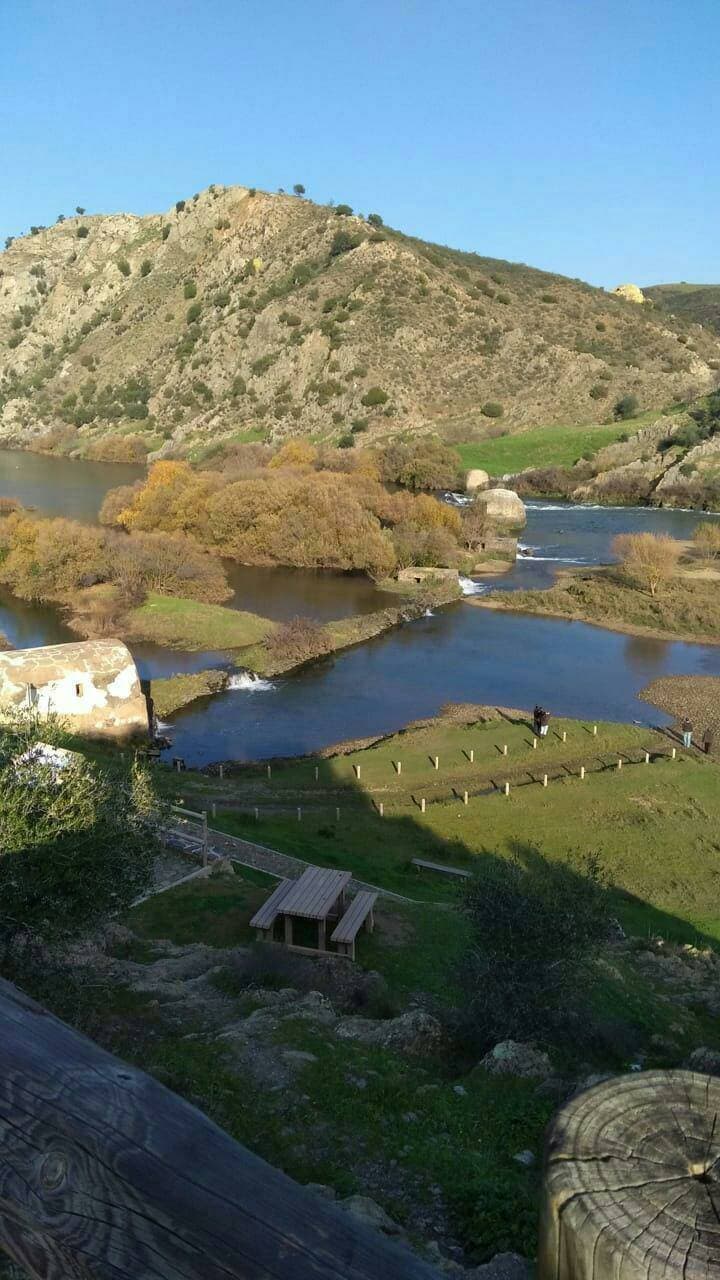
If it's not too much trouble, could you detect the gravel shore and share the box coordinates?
[640,676,720,754]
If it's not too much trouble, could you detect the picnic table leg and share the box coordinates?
[284,915,293,946]
[318,918,327,951]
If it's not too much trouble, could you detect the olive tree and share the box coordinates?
[0,714,160,943]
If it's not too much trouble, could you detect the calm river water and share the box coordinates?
[2,447,720,764]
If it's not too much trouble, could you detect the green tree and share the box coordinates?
[76,226,89,239]
[335,204,353,216]
[0,716,159,942]
[117,258,131,277]
[186,302,202,324]
[293,183,306,196]
[481,401,504,418]
[367,213,383,227]
[56,213,65,223]
[75,206,86,215]
[361,386,389,407]
[175,199,186,213]
[4,236,14,250]
[183,280,197,299]
[614,394,639,420]
[140,259,152,277]
[457,850,608,1049]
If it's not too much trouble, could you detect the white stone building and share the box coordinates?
[0,639,149,739]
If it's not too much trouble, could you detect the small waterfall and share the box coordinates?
[227,672,276,692]
[154,719,172,734]
[423,607,435,617]
[459,575,488,596]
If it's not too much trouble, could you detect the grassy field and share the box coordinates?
[125,593,277,650]
[165,712,720,942]
[455,417,656,475]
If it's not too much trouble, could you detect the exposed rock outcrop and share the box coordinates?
[472,487,526,529]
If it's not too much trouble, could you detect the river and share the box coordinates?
[2,447,720,765]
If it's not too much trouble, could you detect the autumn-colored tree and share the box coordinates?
[85,434,148,464]
[376,439,461,492]
[462,498,489,550]
[268,439,318,470]
[612,532,681,596]
[265,616,333,666]
[694,522,720,560]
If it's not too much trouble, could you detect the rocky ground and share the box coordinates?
[640,675,720,753]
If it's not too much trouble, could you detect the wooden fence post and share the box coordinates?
[0,978,444,1280]
[202,812,208,867]
[580,766,585,780]
[219,764,224,780]
[463,790,468,806]
[502,744,508,756]
[469,749,474,763]
[539,1070,720,1280]
[420,798,426,813]
[314,766,319,781]
[592,724,597,736]
[503,782,510,796]
[211,802,217,820]
[562,731,567,743]
[267,764,271,779]
[433,756,439,770]
[354,764,361,780]
[335,807,340,822]
[617,757,623,770]
[542,774,548,788]
[254,807,259,821]
[644,752,650,764]
[533,737,537,749]
[297,807,302,822]
[378,802,384,817]
[671,747,676,759]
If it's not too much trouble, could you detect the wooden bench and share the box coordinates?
[249,878,294,939]
[330,891,377,960]
[411,858,470,879]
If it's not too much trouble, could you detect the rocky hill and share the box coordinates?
[1,185,719,461]
[644,283,720,337]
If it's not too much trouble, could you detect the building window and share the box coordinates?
[25,683,38,707]
[75,683,84,698]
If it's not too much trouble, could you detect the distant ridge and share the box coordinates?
[1,185,719,460]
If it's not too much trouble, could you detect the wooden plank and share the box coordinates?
[248,878,293,930]
[331,892,378,945]
[411,858,470,879]
[0,978,441,1280]
[281,867,352,919]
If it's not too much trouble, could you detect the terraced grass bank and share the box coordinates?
[455,420,641,475]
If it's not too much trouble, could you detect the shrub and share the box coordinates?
[183,280,197,299]
[455,850,609,1051]
[117,258,131,277]
[330,230,361,257]
[367,213,383,227]
[481,401,504,418]
[540,292,556,304]
[140,259,152,277]
[231,374,246,397]
[186,302,202,324]
[175,200,186,213]
[293,183,306,196]
[76,226,89,239]
[694,522,720,559]
[595,320,607,331]
[361,386,389,407]
[0,717,159,942]
[496,292,511,305]
[265,616,333,666]
[612,531,681,596]
[337,433,355,449]
[162,225,171,241]
[614,394,639,420]
[335,204,353,216]
[589,384,608,399]
[251,353,276,375]
[248,188,257,197]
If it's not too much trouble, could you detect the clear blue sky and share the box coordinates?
[2,0,718,287]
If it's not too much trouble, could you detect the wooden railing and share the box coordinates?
[0,977,440,1279]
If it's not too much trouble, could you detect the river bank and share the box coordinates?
[470,566,720,647]
[640,676,720,753]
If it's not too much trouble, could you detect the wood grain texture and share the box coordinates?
[539,1070,720,1280]
[0,977,441,1279]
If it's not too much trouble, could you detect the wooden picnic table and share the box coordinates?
[275,866,352,949]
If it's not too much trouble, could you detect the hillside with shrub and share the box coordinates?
[645,283,720,336]
[1,185,720,461]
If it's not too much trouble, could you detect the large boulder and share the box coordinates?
[465,468,490,493]
[335,1008,442,1053]
[473,487,526,530]
[612,283,645,304]
[479,1039,553,1079]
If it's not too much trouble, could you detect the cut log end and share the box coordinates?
[539,1070,720,1280]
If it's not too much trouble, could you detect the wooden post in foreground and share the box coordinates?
[0,978,441,1280]
[539,1069,720,1280]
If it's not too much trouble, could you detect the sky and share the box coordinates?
[2,0,718,288]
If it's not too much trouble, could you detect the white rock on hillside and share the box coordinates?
[479,1039,552,1079]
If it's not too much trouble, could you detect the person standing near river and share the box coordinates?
[539,708,550,738]
[703,726,714,754]
[681,717,693,749]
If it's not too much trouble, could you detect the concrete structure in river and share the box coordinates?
[0,639,148,739]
